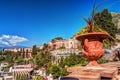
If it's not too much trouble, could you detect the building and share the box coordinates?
[3,48,21,52]
[48,38,81,64]
[117,19,120,29]
[11,64,33,79]
[0,63,13,80]
[48,38,81,57]
[3,48,32,59]
[116,33,120,40]
[48,40,67,50]
[38,46,44,49]
[48,38,80,50]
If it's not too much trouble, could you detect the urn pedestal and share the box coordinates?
[76,32,109,66]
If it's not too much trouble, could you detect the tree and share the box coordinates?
[47,64,70,78]
[22,48,25,58]
[59,56,64,68]
[79,57,88,66]
[33,75,42,80]
[94,9,118,40]
[76,9,119,48]
[43,43,48,48]
[66,53,79,66]
[26,49,29,58]
[0,57,5,62]
[16,56,24,65]
[33,52,52,69]
[32,45,37,57]
[34,53,44,68]
[47,64,61,77]
[97,57,108,64]
[61,68,70,77]
[51,37,64,43]
[42,43,48,51]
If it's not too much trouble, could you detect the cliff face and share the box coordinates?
[111,12,120,29]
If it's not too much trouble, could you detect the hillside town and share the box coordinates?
[0,0,120,80]
[1,32,120,80]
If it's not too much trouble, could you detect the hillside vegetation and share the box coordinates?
[75,9,120,49]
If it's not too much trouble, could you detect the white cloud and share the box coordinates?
[0,35,28,47]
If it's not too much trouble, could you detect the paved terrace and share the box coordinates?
[66,61,120,80]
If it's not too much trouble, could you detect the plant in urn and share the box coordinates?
[75,4,109,66]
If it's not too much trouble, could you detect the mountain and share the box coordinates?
[0,45,29,50]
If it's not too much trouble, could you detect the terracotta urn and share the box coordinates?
[76,32,109,66]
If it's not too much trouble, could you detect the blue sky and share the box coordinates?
[0,0,120,47]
